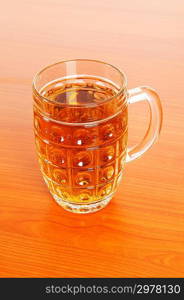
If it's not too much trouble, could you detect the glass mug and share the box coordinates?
[33,59,162,213]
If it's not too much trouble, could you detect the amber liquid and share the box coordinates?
[33,78,128,212]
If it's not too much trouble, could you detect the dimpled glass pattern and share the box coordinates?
[33,62,128,213]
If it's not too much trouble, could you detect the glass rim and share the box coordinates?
[32,59,128,106]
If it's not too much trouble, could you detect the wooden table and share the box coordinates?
[0,0,184,277]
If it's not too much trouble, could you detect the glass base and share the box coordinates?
[51,193,113,214]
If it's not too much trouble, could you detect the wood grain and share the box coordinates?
[0,0,184,277]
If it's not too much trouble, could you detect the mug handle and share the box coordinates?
[126,86,163,162]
